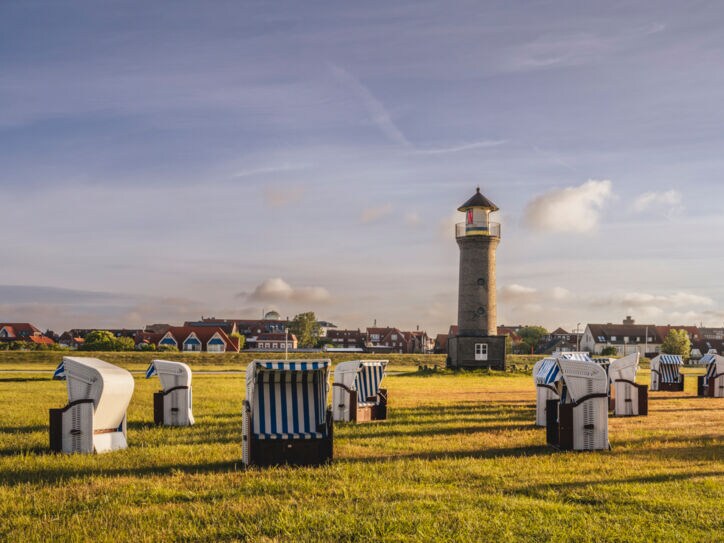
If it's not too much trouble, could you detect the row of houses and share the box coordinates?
[1,317,431,354]
[432,317,724,357]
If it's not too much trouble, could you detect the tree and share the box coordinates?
[517,326,548,354]
[289,312,320,348]
[661,329,691,357]
[81,331,134,351]
[600,346,618,356]
[157,344,179,352]
[230,332,245,350]
[115,337,135,351]
[81,330,117,351]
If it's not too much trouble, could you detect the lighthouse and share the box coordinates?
[447,187,507,370]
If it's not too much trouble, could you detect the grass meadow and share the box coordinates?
[0,353,722,542]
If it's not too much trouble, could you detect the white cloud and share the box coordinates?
[632,189,683,213]
[499,284,538,302]
[246,278,332,304]
[618,291,713,308]
[523,179,613,233]
[550,287,572,301]
[361,203,393,223]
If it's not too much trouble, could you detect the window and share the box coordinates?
[391,334,397,340]
[475,343,488,361]
[207,343,225,353]
[272,343,278,349]
[611,336,617,341]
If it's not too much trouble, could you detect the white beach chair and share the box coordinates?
[608,353,648,416]
[548,357,610,451]
[146,360,194,426]
[242,360,332,467]
[50,357,134,454]
[650,354,684,391]
[333,360,388,422]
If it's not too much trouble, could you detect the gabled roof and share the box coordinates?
[0,323,42,338]
[151,326,240,352]
[457,187,499,212]
[655,325,701,341]
[551,327,570,335]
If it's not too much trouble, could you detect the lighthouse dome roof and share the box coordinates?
[458,187,499,212]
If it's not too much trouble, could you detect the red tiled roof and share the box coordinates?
[151,326,240,352]
[0,323,42,339]
[26,335,55,345]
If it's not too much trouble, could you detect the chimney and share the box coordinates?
[623,316,634,325]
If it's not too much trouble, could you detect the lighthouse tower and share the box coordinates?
[447,187,507,370]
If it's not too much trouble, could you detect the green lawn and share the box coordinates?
[0,357,721,542]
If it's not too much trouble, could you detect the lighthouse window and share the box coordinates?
[476,307,486,316]
[477,277,486,286]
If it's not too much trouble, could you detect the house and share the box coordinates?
[249,332,298,351]
[317,321,338,338]
[699,327,724,340]
[326,329,366,349]
[581,318,662,356]
[655,325,702,343]
[150,326,240,353]
[366,327,421,353]
[433,334,449,354]
[0,323,55,345]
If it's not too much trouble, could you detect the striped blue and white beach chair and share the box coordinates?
[698,354,724,397]
[333,360,388,422]
[533,352,591,428]
[243,360,332,467]
[650,354,684,391]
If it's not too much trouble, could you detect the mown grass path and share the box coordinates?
[0,362,721,542]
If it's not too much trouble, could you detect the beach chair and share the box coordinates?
[698,353,724,397]
[146,360,194,426]
[547,357,610,451]
[608,353,648,416]
[243,360,333,467]
[333,360,388,422]
[650,354,684,391]
[533,352,591,427]
[50,357,134,454]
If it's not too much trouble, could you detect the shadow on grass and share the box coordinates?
[0,460,239,486]
[0,377,49,383]
[342,444,555,464]
[339,423,536,440]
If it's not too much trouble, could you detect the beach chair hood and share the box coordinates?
[608,353,640,384]
[148,359,192,391]
[56,357,134,432]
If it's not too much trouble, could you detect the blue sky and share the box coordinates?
[2,1,724,334]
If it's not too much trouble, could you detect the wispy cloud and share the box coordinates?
[232,164,311,180]
[361,203,393,224]
[632,189,683,215]
[523,179,613,234]
[329,64,411,147]
[413,139,508,155]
